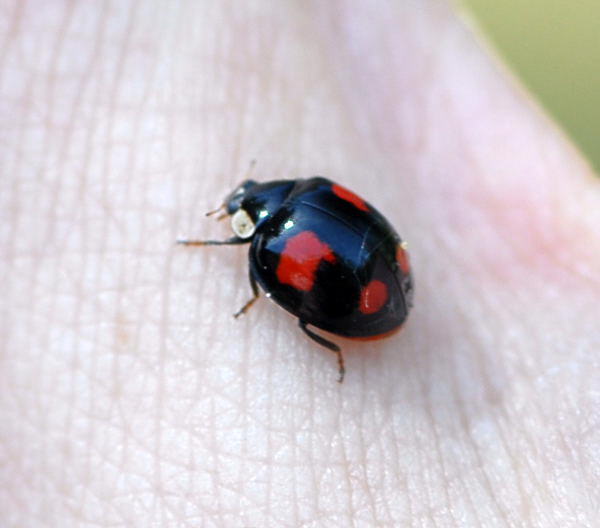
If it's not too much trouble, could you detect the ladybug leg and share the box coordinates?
[177,236,248,246]
[205,205,229,221]
[233,273,260,318]
[298,320,345,383]
[205,204,225,217]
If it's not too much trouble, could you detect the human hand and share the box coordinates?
[1,1,598,526]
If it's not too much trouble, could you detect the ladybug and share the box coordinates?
[178,177,413,382]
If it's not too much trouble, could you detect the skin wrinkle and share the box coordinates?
[413,306,487,526]
[356,373,379,525]
[28,104,53,528]
[457,306,526,520]
[373,391,397,524]
[454,372,511,524]
[102,3,154,520]
[448,296,527,525]
[41,4,76,266]
[420,414,455,526]
[422,383,457,526]
[469,290,547,505]
[0,1,23,278]
[386,387,412,525]
[337,400,359,525]
[60,1,114,512]
[306,339,320,523]
[291,391,301,524]
[87,0,136,519]
[510,304,592,506]
[377,416,400,524]
[155,226,172,523]
[75,2,163,516]
[0,1,50,510]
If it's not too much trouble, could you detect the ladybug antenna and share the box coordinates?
[246,159,257,176]
[205,203,225,217]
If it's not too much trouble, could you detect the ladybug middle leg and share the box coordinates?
[177,236,249,246]
[298,320,345,383]
[233,272,260,318]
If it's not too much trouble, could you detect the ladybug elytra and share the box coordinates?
[178,177,413,382]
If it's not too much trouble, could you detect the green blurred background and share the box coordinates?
[462,0,600,172]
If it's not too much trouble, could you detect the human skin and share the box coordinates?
[1,0,599,526]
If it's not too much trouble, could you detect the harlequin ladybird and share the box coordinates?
[178,177,413,382]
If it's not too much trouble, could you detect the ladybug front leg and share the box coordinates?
[233,272,260,318]
[176,236,249,246]
[298,321,345,383]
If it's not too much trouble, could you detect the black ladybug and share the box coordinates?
[179,177,413,382]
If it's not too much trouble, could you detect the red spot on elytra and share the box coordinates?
[277,231,336,291]
[332,184,369,212]
[396,244,410,274]
[359,280,388,315]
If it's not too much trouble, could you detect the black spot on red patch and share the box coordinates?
[276,231,336,292]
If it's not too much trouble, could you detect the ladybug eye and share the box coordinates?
[231,208,256,239]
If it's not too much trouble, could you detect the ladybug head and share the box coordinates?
[225,180,258,215]
[218,180,259,241]
[222,179,297,241]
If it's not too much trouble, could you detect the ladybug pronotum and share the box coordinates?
[178,177,413,382]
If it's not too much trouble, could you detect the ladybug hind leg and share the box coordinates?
[234,272,260,318]
[298,321,345,383]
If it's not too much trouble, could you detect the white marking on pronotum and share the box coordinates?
[231,209,256,239]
